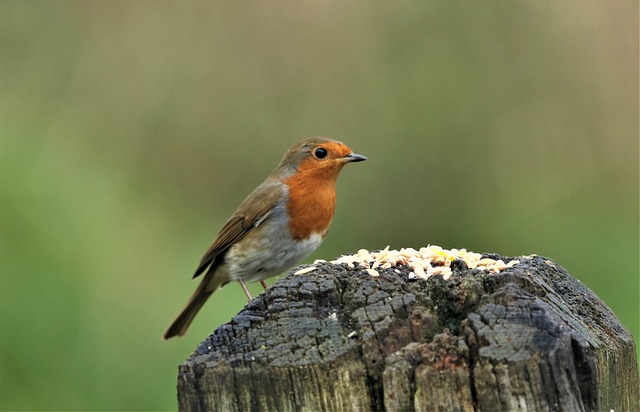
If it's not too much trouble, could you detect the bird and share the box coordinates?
[163,137,367,339]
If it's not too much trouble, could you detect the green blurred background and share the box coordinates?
[1,1,637,410]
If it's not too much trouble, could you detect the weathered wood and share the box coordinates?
[177,254,639,411]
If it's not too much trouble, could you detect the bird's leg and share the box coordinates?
[238,279,253,300]
[260,280,268,289]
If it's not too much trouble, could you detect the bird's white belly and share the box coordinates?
[224,228,324,283]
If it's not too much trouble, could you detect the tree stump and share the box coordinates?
[176,254,639,411]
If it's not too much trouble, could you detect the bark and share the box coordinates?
[177,254,639,412]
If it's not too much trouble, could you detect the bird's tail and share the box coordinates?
[163,276,219,339]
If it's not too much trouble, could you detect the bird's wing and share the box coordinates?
[192,182,284,279]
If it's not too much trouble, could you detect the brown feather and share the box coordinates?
[192,181,284,279]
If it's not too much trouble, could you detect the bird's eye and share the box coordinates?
[314,147,328,159]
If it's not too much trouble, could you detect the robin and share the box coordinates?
[163,137,366,339]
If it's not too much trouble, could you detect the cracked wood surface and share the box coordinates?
[176,255,638,412]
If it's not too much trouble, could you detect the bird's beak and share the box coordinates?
[343,153,368,163]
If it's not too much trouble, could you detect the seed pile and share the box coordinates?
[294,245,520,280]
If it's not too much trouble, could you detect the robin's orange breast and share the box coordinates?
[283,171,339,240]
